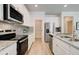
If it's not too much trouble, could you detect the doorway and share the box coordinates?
[64,16,73,34]
[35,20,43,41]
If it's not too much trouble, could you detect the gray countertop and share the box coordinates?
[0,34,28,52]
[0,41,16,52]
[49,33,79,50]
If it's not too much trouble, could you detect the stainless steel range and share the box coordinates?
[0,31,28,55]
[16,35,28,55]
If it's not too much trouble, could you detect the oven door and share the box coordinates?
[17,38,28,55]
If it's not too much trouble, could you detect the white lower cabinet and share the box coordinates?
[53,36,79,55]
[70,46,79,55]
[28,34,34,50]
[0,43,16,55]
[53,37,71,55]
[54,44,68,55]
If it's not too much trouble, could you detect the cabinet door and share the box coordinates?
[55,44,68,55]
[53,37,71,55]
[0,49,8,55]
[70,46,79,55]
[28,34,34,50]
[53,37,59,54]
[56,38,71,54]
[0,4,3,20]
[53,39,67,55]
[53,39,57,54]
[0,43,17,55]
[6,43,17,55]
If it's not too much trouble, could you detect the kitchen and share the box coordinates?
[27,4,79,55]
[0,4,79,55]
[0,4,34,55]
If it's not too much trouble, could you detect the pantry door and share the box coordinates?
[64,16,73,34]
[67,20,73,33]
[35,20,42,40]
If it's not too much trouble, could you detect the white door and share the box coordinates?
[35,20,43,40]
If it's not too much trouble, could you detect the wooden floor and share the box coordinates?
[27,39,52,55]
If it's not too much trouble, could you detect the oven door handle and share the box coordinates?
[19,38,28,43]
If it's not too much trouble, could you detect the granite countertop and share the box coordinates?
[0,41,16,51]
[49,33,79,50]
[0,34,28,52]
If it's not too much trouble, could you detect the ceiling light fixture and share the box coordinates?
[64,4,68,7]
[34,4,38,7]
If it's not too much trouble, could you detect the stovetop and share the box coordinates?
[11,35,28,41]
[0,33,28,41]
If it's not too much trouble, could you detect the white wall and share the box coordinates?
[61,12,79,36]
[12,4,32,26]
[0,4,34,50]
[0,22,28,35]
[12,4,35,50]
[30,12,45,43]
[0,21,34,50]
[30,12,60,43]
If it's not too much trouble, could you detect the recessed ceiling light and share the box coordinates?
[64,4,68,7]
[34,4,38,7]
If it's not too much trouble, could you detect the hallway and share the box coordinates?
[28,39,52,55]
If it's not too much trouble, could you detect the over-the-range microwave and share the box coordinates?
[3,4,23,23]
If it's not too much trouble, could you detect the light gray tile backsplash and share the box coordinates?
[0,22,29,35]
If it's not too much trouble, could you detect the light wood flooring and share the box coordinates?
[27,39,52,55]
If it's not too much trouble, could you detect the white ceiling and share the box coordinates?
[25,4,79,15]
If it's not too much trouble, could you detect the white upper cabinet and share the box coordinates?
[12,4,21,13]
[0,4,31,26]
[0,4,24,23]
[12,4,31,26]
[0,4,3,21]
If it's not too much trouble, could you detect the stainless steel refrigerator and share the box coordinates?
[44,22,50,42]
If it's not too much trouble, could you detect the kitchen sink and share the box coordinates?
[67,38,79,42]
[58,33,79,42]
[57,33,72,38]
[71,39,79,42]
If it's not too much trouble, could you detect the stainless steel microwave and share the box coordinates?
[3,4,23,23]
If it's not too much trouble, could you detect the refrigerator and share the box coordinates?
[44,22,50,42]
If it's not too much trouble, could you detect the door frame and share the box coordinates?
[64,16,74,34]
[35,19,43,40]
